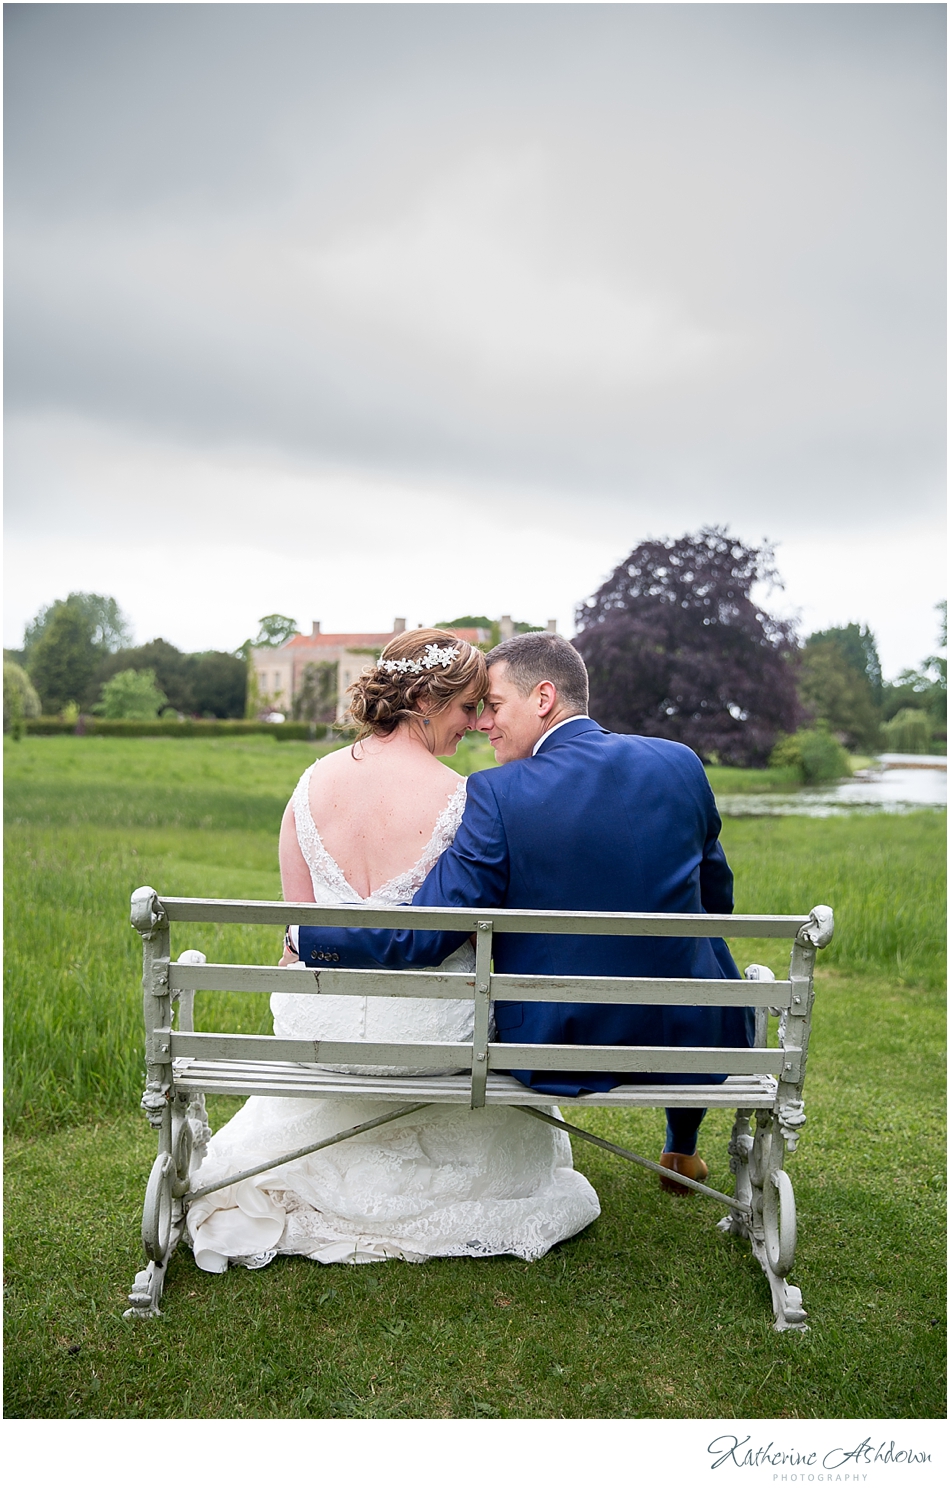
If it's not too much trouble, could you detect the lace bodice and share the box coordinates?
[273,760,474,1069]
[292,762,467,907]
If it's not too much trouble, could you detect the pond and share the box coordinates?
[716,762,947,818]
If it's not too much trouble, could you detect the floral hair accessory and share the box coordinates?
[379,642,462,675]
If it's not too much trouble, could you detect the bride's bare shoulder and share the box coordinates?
[309,745,356,773]
[311,742,463,789]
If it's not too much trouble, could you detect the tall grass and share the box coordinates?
[723,813,946,989]
[4,737,945,1133]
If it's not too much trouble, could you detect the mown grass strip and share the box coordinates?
[4,972,945,1419]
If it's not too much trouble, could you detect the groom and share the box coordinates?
[298,632,752,1190]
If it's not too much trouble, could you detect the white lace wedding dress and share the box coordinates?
[186,764,600,1271]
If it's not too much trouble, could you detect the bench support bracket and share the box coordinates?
[519,1106,748,1215]
[185,1103,431,1203]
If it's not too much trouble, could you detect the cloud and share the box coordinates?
[4,4,945,670]
[5,409,943,679]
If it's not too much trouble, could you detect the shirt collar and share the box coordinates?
[531,715,592,756]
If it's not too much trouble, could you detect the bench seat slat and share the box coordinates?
[170,1030,782,1075]
[160,897,809,940]
[171,1058,778,1108]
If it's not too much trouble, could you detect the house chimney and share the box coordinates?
[311,621,321,637]
[500,614,514,640]
[393,617,407,635]
[546,619,557,635]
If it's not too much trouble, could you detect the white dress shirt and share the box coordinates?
[531,715,592,756]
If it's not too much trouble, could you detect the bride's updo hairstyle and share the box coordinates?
[348,628,489,741]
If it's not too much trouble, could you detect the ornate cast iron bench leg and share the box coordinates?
[745,1110,806,1332]
[719,1107,754,1242]
[741,912,826,1331]
[126,1099,179,1318]
[125,913,210,1319]
[125,1088,210,1318]
[715,950,814,1331]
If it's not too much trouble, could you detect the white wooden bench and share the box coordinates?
[125,887,833,1330]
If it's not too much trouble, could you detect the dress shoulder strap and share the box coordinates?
[372,780,467,905]
[291,762,360,902]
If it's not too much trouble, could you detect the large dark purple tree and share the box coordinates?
[574,528,801,765]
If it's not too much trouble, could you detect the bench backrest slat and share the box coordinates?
[168,962,474,1000]
[134,888,829,1112]
[168,960,791,1009]
[159,896,809,940]
[490,1043,784,1075]
[168,1031,474,1069]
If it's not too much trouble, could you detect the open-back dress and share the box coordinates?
[186,763,600,1270]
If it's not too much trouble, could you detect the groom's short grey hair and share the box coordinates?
[485,633,589,712]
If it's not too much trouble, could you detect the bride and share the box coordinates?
[187,629,600,1270]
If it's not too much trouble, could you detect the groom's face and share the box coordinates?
[477,664,550,763]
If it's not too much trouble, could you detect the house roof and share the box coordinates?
[285,632,396,648]
[282,627,483,650]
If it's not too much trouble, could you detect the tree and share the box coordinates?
[806,623,882,705]
[881,601,947,732]
[927,599,947,667]
[25,593,131,655]
[881,708,932,755]
[92,638,192,712]
[292,662,338,723]
[94,668,167,720]
[4,661,41,733]
[27,603,105,714]
[436,616,494,631]
[90,638,246,718]
[919,599,946,728]
[573,528,801,766]
[187,652,247,719]
[770,725,851,784]
[238,618,300,715]
[436,615,545,649]
[237,614,299,660]
[798,639,880,751]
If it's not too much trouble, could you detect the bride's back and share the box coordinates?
[280,628,487,902]
[304,734,462,899]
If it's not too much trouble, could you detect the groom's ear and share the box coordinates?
[535,680,558,719]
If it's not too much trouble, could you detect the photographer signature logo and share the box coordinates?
[708,1434,933,1474]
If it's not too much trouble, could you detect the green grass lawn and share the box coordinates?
[4,736,946,1418]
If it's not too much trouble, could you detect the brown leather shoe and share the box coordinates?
[658,1151,709,1197]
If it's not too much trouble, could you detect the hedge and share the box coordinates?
[20,718,342,742]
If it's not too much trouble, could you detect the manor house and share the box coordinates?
[252,615,557,722]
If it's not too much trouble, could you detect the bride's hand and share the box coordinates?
[279,926,299,967]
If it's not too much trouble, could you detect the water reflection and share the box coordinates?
[717,765,947,818]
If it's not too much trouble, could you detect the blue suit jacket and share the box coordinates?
[299,718,751,1095]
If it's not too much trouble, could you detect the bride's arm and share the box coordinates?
[278,800,314,964]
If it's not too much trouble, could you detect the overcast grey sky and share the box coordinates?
[4,3,945,674]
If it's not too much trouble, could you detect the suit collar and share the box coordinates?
[533,716,604,755]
